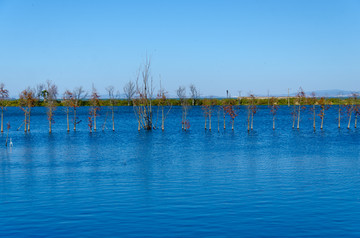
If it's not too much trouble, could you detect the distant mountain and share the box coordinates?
[278,89,358,98]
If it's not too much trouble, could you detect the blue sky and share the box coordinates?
[0,0,359,97]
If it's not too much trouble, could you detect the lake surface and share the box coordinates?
[1,106,359,237]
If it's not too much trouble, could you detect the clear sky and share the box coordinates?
[0,0,359,97]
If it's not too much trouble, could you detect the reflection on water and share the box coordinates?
[0,106,359,237]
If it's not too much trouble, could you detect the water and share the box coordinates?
[0,106,359,237]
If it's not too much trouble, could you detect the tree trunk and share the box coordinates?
[321,109,324,130]
[49,119,52,133]
[161,106,164,131]
[313,105,316,131]
[27,109,31,132]
[67,108,69,132]
[112,107,115,131]
[251,112,254,130]
[292,115,295,129]
[355,114,358,129]
[338,106,341,128]
[297,105,300,129]
[94,110,97,131]
[73,108,76,131]
[24,112,27,133]
[209,112,212,131]
[232,119,234,130]
[204,115,207,130]
[273,115,275,130]
[247,110,250,131]
[347,111,352,129]
[223,112,226,130]
[1,108,3,133]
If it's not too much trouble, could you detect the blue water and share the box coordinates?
[1,106,359,237]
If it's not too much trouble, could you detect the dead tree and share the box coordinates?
[247,94,257,131]
[134,57,154,130]
[19,88,36,132]
[124,80,136,106]
[0,83,9,133]
[177,86,189,131]
[318,97,330,130]
[106,86,118,131]
[156,83,172,131]
[90,85,101,131]
[224,102,237,130]
[71,87,86,131]
[346,94,357,129]
[62,90,73,132]
[269,97,279,130]
[295,88,306,129]
[45,81,58,133]
[308,92,317,131]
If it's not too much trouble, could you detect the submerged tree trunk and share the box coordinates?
[94,110,97,131]
[209,111,212,131]
[321,109,325,130]
[338,106,341,128]
[247,109,250,131]
[161,106,164,131]
[355,114,358,129]
[348,111,352,129]
[66,108,70,132]
[73,108,76,131]
[24,112,27,133]
[1,108,3,133]
[273,115,275,130]
[313,105,316,131]
[223,112,226,130]
[231,119,234,130]
[112,107,115,131]
[27,109,31,132]
[49,119,52,133]
[204,115,207,130]
[251,112,254,130]
[297,105,300,129]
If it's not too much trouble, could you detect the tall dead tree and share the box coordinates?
[71,87,86,131]
[134,57,154,130]
[106,86,118,131]
[318,97,330,130]
[45,81,58,133]
[269,97,279,130]
[62,90,73,132]
[0,83,9,133]
[177,86,189,130]
[90,85,101,131]
[295,88,306,130]
[308,92,317,131]
[19,88,36,132]
[157,83,172,131]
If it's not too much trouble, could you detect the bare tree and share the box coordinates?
[177,86,189,130]
[308,92,317,131]
[190,84,200,106]
[71,87,87,131]
[269,97,279,130]
[318,97,330,130]
[133,57,154,130]
[247,94,257,131]
[62,90,73,132]
[90,85,101,131]
[105,86,118,131]
[45,80,58,133]
[0,83,9,133]
[295,87,306,129]
[156,82,172,131]
[124,80,136,106]
[19,87,36,132]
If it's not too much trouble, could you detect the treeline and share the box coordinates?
[0,96,355,107]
